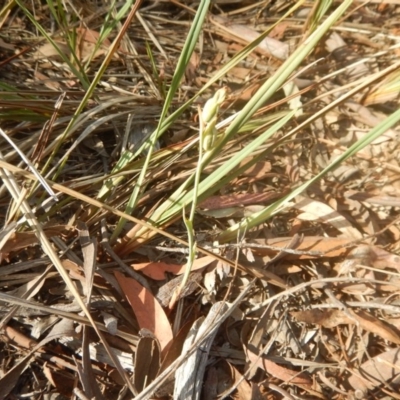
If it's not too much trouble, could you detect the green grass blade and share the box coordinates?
[110,0,212,241]
[153,110,296,226]
[214,0,353,153]
[98,1,305,200]
[137,0,353,229]
[15,0,90,89]
[218,107,400,242]
[41,0,138,181]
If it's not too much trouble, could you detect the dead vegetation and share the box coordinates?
[1,0,400,399]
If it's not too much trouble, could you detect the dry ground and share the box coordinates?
[1,1,400,399]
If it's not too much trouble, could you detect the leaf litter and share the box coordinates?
[1,0,400,399]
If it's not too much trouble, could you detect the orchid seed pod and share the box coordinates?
[202,118,218,152]
[202,87,227,124]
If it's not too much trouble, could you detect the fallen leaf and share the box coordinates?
[114,271,173,352]
[78,325,106,400]
[211,15,289,60]
[185,52,200,83]
[0,225,73,256]
[0,319,75,399]
[292,309,400,345]
[202,366,219,400]
[295,197,363,239]
[132,255,215,280]
[134,335,161,392]
[250,236,354,259]
[160,318,195,373]
[75,27,111,62]
[229,66,251,81]
[292,309,353,328]
[77,220,96,301]
[354,309,400,345]
[34,70,62,90]
[198,206,244,218]
[34,41,71,60]
[230,363,253,400]
[347,348,400,393]
[366,245,400,272]
[246,349,324,398]
[2,325,38,349]
[268,22,290,39]
[43,363,75,396]
[240,160,272,179]
[231,81,262,102]
[283,81,303,117]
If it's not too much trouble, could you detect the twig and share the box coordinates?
[144,242,322,257]
[100,219,151,290]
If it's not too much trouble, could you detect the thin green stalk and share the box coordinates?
[15,0,89,89]
[130,0,353,239]
[146,41,166,100]
[37,0,139,181]
[218,107,400,242]
[98,0,305,201]
[173,104,210,305]
[156,110,297,226]
[110,0,211,242]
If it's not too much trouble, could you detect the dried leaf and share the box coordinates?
[246,349,323,397]
[292,309,400,345]
[240,160,272,179]
[291,309,353,328]
[134,335,161,392]
[268,22,290,39]
[156,272,202,307]
[366,245,400,272]
[251,236,353,259]
[347,348,400,393]
[132,255,215,280]
[160,318,195,373]
[78,325,105,400]
[198,206,244,218]
[185,52,200,83]
[77,221,97,301]
[114,271,173,352]
[202,366,219,400]
[230,363,253,400]
[283,81,303,117]
[174,302,229,400]
[75,27,111,61]
[34,70,63,90]
[2,325,38,349]
[295,197,363,239]
[43,363,75,396]
[354,309,400,345]
[0,319,74,398]
[34,41,71,60]
[0,225,73,255]
[211,15,289,60]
